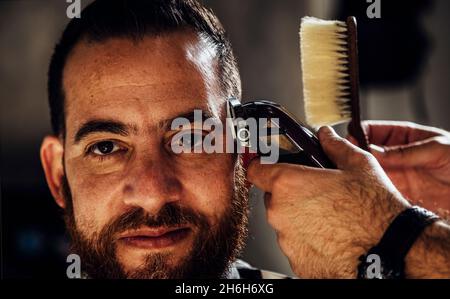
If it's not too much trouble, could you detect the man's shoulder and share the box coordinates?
[229,259,293,279]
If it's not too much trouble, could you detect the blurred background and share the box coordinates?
[1,0,449,278]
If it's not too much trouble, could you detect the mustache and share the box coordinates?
[103,204,208,238]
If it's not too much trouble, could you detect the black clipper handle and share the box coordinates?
[273,131,335,169]
[234,99,336,169]
[257,124,335,169]
[229,99,335,169]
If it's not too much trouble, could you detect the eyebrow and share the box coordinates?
[173,110,217,124]
[73,109,218,143]
[74,120,130,143]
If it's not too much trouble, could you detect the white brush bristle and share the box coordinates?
[300,16,352,127]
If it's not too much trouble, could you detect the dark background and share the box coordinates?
[1,0,449,278]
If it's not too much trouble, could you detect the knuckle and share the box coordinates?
[365,153,379,166]
[348,151,372,166]
[271,165,302,191]
[271,172,289,191]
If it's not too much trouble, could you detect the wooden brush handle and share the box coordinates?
[348,119,369,151]
[346,16,369,151]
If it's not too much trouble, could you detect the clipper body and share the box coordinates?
[227,98,335,169]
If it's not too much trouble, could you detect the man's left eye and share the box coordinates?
[171,130,207,151]
[89,141,121,155]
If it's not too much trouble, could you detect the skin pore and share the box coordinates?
[40,30,248,278]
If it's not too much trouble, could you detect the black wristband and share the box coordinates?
[357,206,439,279]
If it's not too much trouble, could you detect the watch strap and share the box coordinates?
[358,206,439,279]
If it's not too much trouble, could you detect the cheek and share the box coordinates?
[67,165,125,235]
[176,154,236,223]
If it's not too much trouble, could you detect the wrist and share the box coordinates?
[366,193,410,249]
[405,220,450,278]
[357,205,439,279]
[341,193,409,278]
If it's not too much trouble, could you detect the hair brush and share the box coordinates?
[300,16,369,151]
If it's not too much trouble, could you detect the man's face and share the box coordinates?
[59,31,248,278]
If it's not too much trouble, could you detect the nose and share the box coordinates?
[122,152,182,215]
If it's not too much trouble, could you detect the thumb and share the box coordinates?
[370,137,445,168]
[318,126,366,170]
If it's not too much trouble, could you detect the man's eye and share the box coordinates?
[172,130,206,150]
[89,141,121,155]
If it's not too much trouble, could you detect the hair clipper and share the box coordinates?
[226,98,335,169]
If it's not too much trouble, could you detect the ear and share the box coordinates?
[40,135,66,209]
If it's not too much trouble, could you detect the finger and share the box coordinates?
[247,158,286,192]
[247,157,335,193]
[318,126,366,170]
[346,134,359,146]
[369,136,445,168]
[361,120,447,146]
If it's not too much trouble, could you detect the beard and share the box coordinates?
[61,157,249,279]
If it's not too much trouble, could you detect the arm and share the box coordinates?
[247,126,450,278]
[349,120,450,215]
[405,220,450,278]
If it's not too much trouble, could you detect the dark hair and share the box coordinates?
[48,0,241,136]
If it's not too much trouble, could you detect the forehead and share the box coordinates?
[62,31,222,134]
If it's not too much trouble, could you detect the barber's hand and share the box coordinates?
[349,121,450,217]
[247,126,411,278]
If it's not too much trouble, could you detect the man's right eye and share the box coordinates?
[88,141,122,156]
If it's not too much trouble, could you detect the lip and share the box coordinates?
[117,227,191,249]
